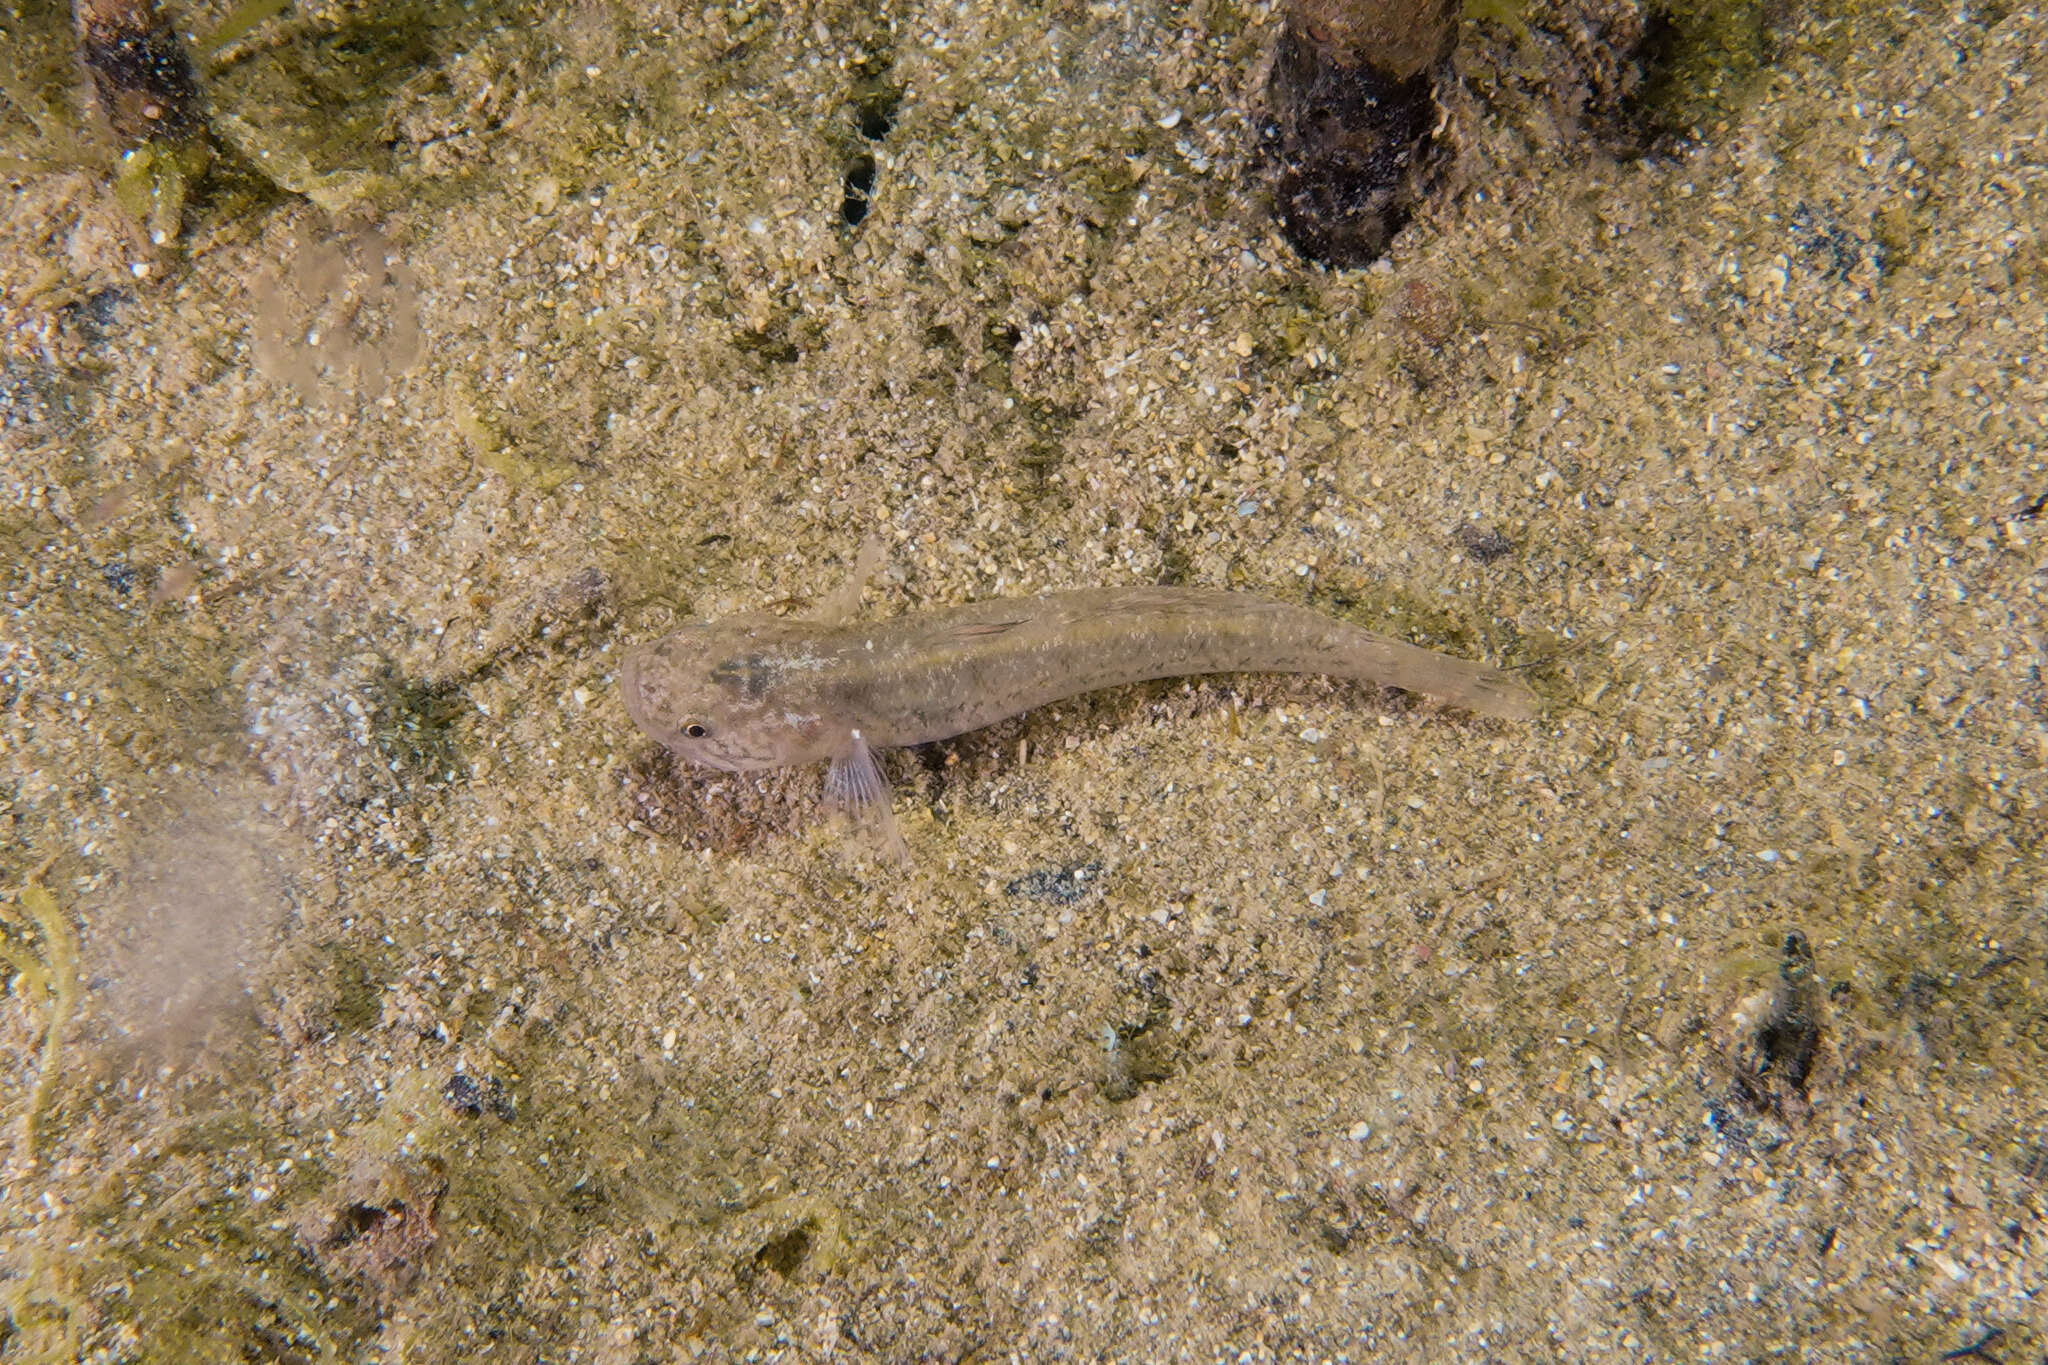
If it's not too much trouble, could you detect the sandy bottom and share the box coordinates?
[1,0,2042,1359]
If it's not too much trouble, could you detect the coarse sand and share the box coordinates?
[1,1,2042,1359]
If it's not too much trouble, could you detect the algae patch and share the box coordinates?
[0,876,80,1156]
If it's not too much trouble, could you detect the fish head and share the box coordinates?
[620,619,828,771]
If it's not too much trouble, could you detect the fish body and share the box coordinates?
[621,585,1535,858]
[623,586,1533,772]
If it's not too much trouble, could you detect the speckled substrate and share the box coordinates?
[1,1,2042,1360]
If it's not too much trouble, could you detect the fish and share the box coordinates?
[621,557,1537,859]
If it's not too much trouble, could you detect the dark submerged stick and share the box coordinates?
[75,0,211,245]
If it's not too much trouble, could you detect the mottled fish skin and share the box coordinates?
[620,586,1536,776]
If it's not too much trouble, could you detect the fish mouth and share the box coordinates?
[618,646,664,741]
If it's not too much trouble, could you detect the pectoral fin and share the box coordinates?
[824,729,908,862]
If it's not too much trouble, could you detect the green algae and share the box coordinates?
[0,879,79,1156]
[1462,0,1532,45]
[195,0,293,62]
[110,138,215,248]
[210,110,389,216]
[2,1104,362,1365]
[0,29,92,177]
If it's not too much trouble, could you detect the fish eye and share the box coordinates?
[683,722,708,738]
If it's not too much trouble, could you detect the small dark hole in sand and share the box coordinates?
[333,1202,396,1245]
[755,1225,812,1277]
[841,155,877,226]
[853,86,900,140]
